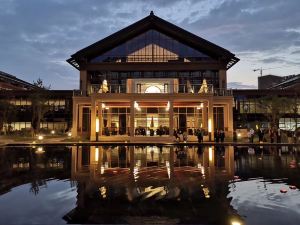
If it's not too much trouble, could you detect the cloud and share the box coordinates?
[0,0,299,89]
[291,50,300,55]
[227,82,257,89]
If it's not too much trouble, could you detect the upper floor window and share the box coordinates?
[91,30,210,63]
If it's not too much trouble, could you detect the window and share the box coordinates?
[91,30,211,63]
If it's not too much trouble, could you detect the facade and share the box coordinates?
[0,70,38,90]
[233,89,300,131]
[67,12,239,141]
[0,89,73,134]
[258,74,300,90]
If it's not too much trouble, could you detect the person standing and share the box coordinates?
[197,129,203,143]
[220,130,225,142]
[249,128,255,143]
[215,129,220,142]
[277,128,281,143]
[258,128,264,142]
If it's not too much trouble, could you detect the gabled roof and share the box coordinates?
[0,70,38,90]
[67,11,239,70]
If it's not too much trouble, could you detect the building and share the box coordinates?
[233,89,300,131]
[0,88,74,134]
[258,74,300,90]
[67,12,239,141]
[0,70,38,90]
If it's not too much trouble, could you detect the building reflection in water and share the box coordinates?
[66,145,236,223]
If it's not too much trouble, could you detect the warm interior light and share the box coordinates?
[237,133,241,137]
[51,130,55,134]
[35,146,45,154]
[67,132,72,137]
[37,135,43,140]
[134,101,141,111]
[231,221,242,225]
[209,147,213,162]
[166,101,170,111]
[101,103,105,108]
[197,103,204,110]
[95,147,99,161]
[208,118,212,133]
[96,117,100,133]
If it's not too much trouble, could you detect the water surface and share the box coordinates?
[0,145,299,225]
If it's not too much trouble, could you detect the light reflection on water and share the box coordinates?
[0,145,299,224]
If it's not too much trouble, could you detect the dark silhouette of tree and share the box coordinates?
[258,96,293,129]
[30,78,50,136]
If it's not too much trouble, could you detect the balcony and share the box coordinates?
[73,84,232,96]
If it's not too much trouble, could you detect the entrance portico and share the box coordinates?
[72,91,234,142]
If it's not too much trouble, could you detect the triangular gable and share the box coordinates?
[68,12,239,69]
[90,29,211,63]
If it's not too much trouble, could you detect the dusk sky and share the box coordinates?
[1,0,300,89]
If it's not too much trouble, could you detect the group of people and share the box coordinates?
[214,129,226,142]
[247,127,290,143]
[173,129,188,142]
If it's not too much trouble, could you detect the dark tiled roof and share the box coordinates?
[67,12,239,70]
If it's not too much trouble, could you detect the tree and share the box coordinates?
[30,78,50,136]
[257,96,293,129]
[288,93,300,131]
[0,99,16,135]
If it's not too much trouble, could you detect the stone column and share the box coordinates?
[224,104,228,131]
[219,69,227,89]
[130,100,135,138]
[208,98,214,140]
[80,70,88,96]
[90,97,96,141]
[169,100,174,137]
[78,105,83,134]
[98,101,102,137]
[202,101,208,131]
[72,99,78,137]
[228,99,234,138]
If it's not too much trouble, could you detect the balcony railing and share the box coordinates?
[73,84,232,96]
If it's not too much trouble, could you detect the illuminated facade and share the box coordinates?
[68,12,239,141]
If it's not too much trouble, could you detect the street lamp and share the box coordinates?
[96,116,99,141]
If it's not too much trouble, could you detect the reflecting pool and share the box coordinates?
[0,145,299,224]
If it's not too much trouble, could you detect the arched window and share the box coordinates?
[145,86,161,93]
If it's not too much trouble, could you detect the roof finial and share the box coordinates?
[150,10,154,16]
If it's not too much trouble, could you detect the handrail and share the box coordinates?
[73,84,233,96]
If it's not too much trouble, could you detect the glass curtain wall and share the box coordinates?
[91,30,210,63]
[174,107,202,135]
[135,107,169,136]
[101,107,130,136]
[213,107,224,130]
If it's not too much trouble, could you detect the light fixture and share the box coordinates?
[95,147,99,161]
[237,133,241,137]
[231,221,242,225]
[209,147,213,162]
[208,119,212,133]
[37,135,44,140]
[166,101,170,111]
[134,101,141,111]
[96,117,99,141]
[197,103,204,109]
[35,146,45,154]
[208,118,212,141]
[101,103,105,108]
[51,130,55,135]
[96,117,99,133]
[67,132,72,137]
